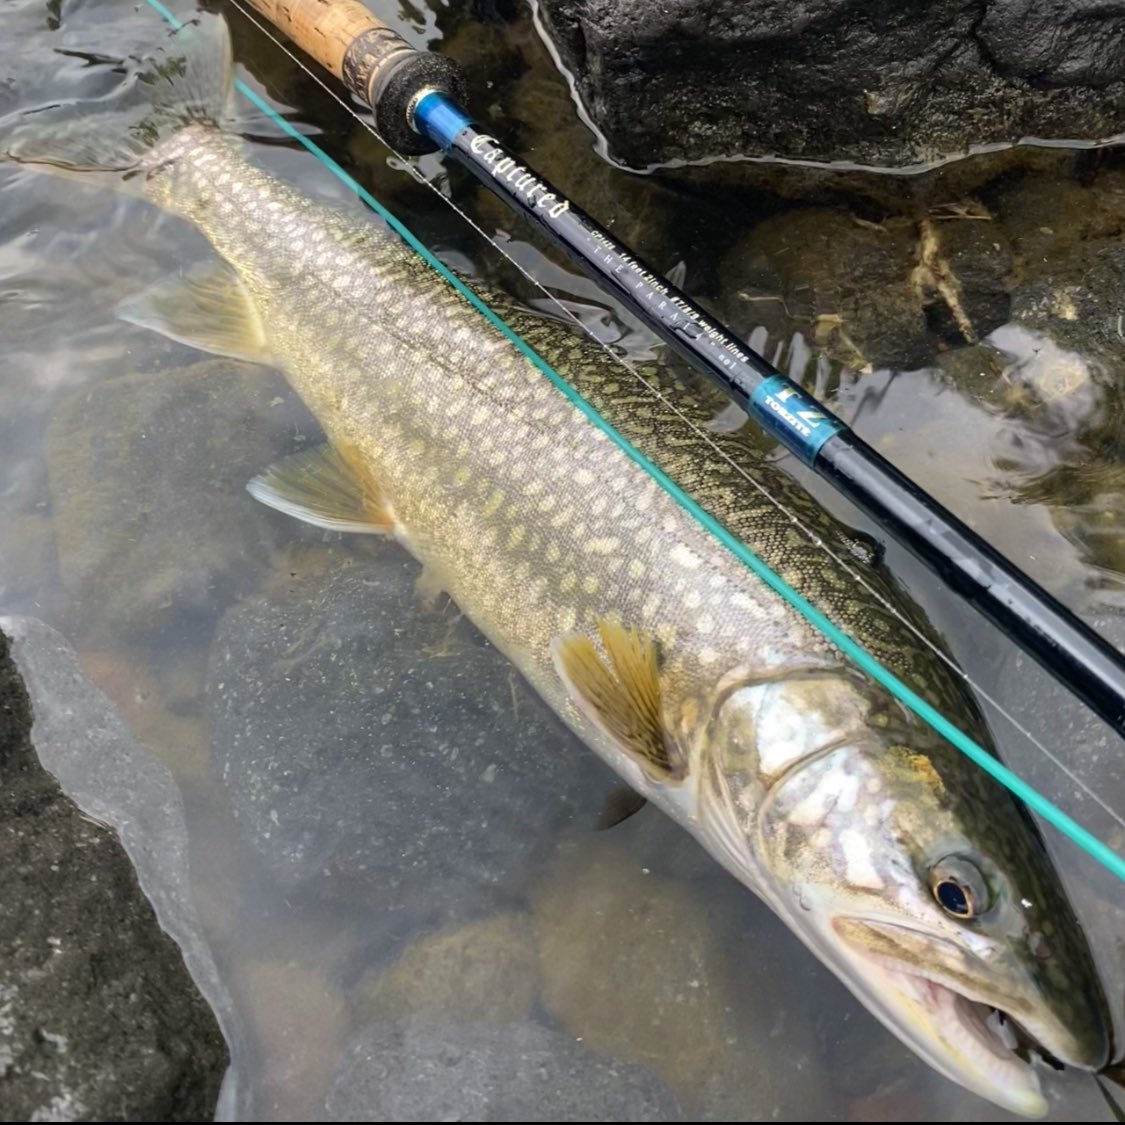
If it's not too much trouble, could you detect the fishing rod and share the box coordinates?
[239,0,1125,741]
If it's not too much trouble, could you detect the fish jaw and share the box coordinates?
[702,680,1108,1116]
[831,916,1052,1116]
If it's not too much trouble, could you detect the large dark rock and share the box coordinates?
[0,622,230,1121]
[534,0,1125,169]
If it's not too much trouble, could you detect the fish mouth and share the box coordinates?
[832,916,1082,1117]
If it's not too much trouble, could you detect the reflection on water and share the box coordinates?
[1,0,1124,1120]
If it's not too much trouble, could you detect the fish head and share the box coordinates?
[705,672,1110,1116]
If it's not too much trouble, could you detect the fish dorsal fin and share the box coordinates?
[117,260,270,364]
[553,619,684,783]
[247,443,396,535]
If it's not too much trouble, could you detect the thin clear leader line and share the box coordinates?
[222,0,1125,837]
[138,0,1125,882]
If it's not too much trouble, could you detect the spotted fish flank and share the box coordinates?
[2,14,1110,1117]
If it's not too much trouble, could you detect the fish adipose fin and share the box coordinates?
[118,260,270,363]
[248,443,397,535]
[553,620,685,784]
[1,13,231,172]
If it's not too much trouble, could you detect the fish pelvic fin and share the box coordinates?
[118,260,270,364]
[2,13,231,173]
[248,443,398,536]
[553,619,685,784]
[595,786,648,830]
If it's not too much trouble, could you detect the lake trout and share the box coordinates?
[3,13,1111,1115]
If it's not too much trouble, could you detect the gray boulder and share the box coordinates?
[535,0,1125,169]
[325,1020,683,1121]
[207,551,615,911]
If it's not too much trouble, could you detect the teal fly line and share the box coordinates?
[139,0,1125,883]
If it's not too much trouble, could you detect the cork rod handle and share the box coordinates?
[237,0,468,154]
[239,0,390,83]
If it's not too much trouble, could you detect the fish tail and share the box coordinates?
[0,13,231,174]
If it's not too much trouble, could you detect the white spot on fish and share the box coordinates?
[788,778,835,828]
[835,773,859,814]
[840,829,885,890]
[585,537,620,555]
[670,543,701,570]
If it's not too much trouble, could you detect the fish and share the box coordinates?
[2,13,1111,1115]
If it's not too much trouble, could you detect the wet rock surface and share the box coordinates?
[718,204,1014,371]
[208,551,615,909]
[324,1020,684,1122]
[535,0,1125,169]
[0,624,229,1121]
[719,208,933,371]
[716,161,1125,378]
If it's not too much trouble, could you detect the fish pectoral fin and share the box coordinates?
[595,786,648,830]
[117,260,271,364]
[247,443,397,535]
[553,619,685,784]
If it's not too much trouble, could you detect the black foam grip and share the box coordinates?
[343,31,469,156]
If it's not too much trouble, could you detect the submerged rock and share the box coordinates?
[235,960,347,1122]
[0,511,56,606]
[535,0,1125,170]
[531,832,829,1119]
[354,911,540,1025]
[719,208,930,371]
[77,647,212,783]
[718,205,1011,371]
[208,551,614,910]
[325,1020,684,1121]
[0,621,230,1121]
[45,361,305,642]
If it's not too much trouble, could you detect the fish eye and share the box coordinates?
[930,856,990,919]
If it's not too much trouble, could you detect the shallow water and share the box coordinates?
[1,0,1124,1120]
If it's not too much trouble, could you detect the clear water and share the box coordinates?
[1,0,1123,1119]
